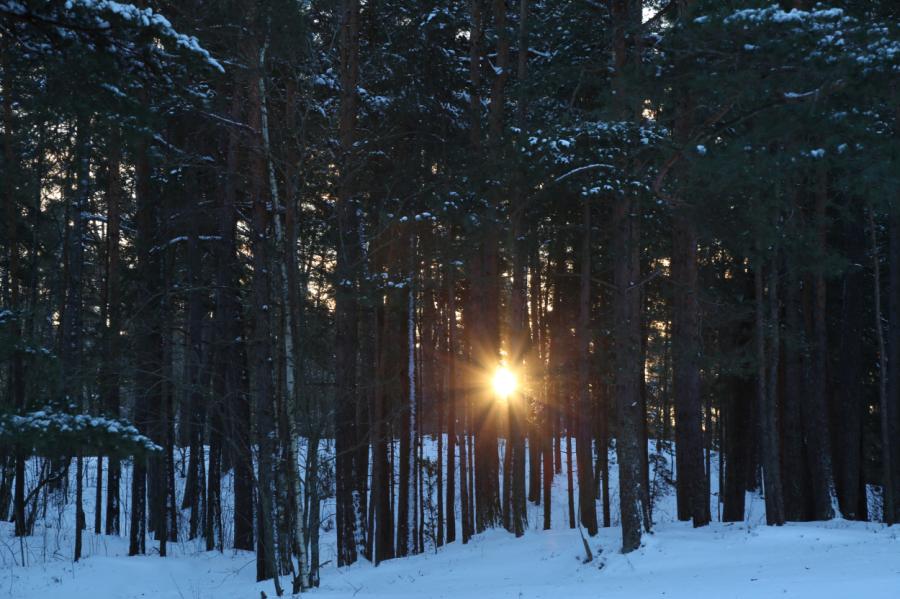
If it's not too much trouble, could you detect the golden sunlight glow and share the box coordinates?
[492,367,517,400]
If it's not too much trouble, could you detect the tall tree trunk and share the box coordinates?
[832,228,865,519]
[782,259,810,521]
[222,90,254,553]
[596,352,612,528]
[129,137,155,557]
[528,244,543,506]
[672,213,708,527]
[671,0,708,527]
[407,248,419,553]
[459,307,472,543]
[576,199,597,535]
[3,50,27,537]
[64,122,89,560]
[152,165,176,557]
[372,259,394,562]
[182,192,206,540]
[306,433,322,587]
[247,29,282,593]
[888,206,900,523]
[756,252,785,526]
[611,188,645,552]
[335,0,362,566]
[259,44,310,585]
[445,270,458,544]
[396,254,413,556]
[435,292,445,547]
[722,272,755,522]
[470,0,504,534]
[507,75,530,536]
[869,209,894,524]
[802,170,837,520]
[610,0,646,553]
[103,130,123,536]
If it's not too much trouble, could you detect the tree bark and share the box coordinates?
[782,258,811,521]
[335,0,363,566]
[802,170,837,520]
[246,27,282,592]
[756,253,785,526]
[129,136,156,557]
[3,52,27,537]
[832,223,865,519]
[220,89,254,553]
[610,0,646,553]
[101,130,123,536]
[576,199,597,535]
[869,208,894,524]
[445,269,458,544]
[471,0,504,534]
[888,206,900,523]
[672,214,708,527]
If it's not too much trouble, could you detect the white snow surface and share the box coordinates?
[2,439,898,598]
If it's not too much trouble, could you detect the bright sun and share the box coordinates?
[492,367,517,400]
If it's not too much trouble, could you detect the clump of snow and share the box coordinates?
[0,409,161,454]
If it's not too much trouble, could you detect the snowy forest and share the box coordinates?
[1,1,899,597]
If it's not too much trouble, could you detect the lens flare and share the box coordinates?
[492,366,517,400]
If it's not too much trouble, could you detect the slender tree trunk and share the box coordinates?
[65,123,89,559]
[672,213,708,527]
[610,0,646,553]
[888,206,900,523]
[756,252,785,526]
[246,28,282,593]
[102,132,122,535]
[436,330,445,547]
[566,411,575,529]
[576,198,597,535]
[259,45,310,585]
[306,433,322,587]
[407,250,419,553]
[833,224,865,519]
[612,188,645,552]
[217,89,254,553]
[445,270,458,544]
[721,272,754,522]
[153,185,177,557]
[94,456,102,535]
[782,259,810,521]
[396,270,413,556]
[182,199,206,540]
[335,0,362,567]
[869,209,894,524]
[802,170,837,520]
[597,359,612,528]
[129,136,156,557]
[469,0,504,535]
[638,318,652,531]
[74,454,83,561]
[528,245,543,506]
[670,0,708,523]
[459,346,472,543]
[508,199,529,536]
[3,52,27,537]
[372,273,394,563]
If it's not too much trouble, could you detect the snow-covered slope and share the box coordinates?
[3,440,898,598]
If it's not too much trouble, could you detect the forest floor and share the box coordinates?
[2,440,898,598]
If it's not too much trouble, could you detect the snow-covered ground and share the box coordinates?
[3,440,898,598]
